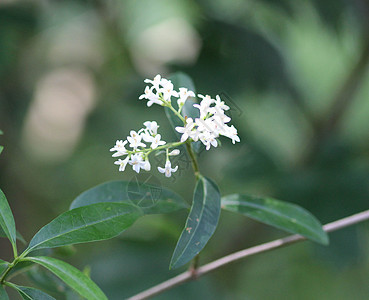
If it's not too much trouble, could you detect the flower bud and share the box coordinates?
[169,149,180,156]
[143,159,151,171]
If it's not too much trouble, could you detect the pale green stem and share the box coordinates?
[127,141,185,157]
[167,105,185,122]
[11,242,17,260]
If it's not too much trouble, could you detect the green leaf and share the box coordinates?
[11,284,55,300]
[164,72,203,153]
[7,261,34,279]
[26,202,142,253]
[168,72,198,119]
[0,189,16,247]
[0,285,9,300]
[0,259,8,276]
[70,180,188,214]
[27,265,66,296]
[170,176,221,269]
[16,231,26,244]
[0,228,26,244]
[24,256,107,300]
[221,194,329,245]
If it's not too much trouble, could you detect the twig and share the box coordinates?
[127,209,369,300]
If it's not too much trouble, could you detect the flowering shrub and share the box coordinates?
[0,73,334,299]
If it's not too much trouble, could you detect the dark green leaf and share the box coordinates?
[221,194,329,245]
[13,285,55,300]
[0,189,16,247]
[26,202,142,253]
[70,180,188,214]
[170,176,221,269]
[25,256,107,300]
[27,265,67,296]
[6,261,33,281]
[164,72,203,153]
[53,245,76,257]
[0,285,9,300]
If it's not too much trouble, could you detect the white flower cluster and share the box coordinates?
[139,75,240,151]
[110,121,180,177]
[111,74,240,177]
[139,74,195,108]
[175,94,240,150]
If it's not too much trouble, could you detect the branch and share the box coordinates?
[128,209,369,300]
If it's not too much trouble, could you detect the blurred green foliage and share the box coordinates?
[0,0,368,299]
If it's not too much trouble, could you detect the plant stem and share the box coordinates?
[127,209,369,300]
[184,139,202,272]
[167,105,185,122]
[3,281,17,289]
[11,242,18,260]
[0,262,15,284]
[151,141,184,153]
[185,142,200,179]
[127,141,185,156]
[0,251,28,284]
[189,254,200,278]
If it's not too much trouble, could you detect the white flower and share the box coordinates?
[147,96,163,107]
[143,121,159,135]
[140,131,152,143]
[200,132,218,150]
[129,153,146,173]
[175,118,195,142]
[211,110,231,124]
[139,86,162,107]
[214,95,230,111]
[149,134,166,149]
[140,121,160,143]
[169,149,180,156]
[127,131,146,150]
[160,80,178,101]
[110,140,128,157]
[195,94,215,118]
[144,74,162,90]
[114,156,130,171]
[177,88,195,107]
[139,86,152,100]
[143,158,151,171]
[158,160,178,177]
[224,125,240,144]
[196,118,220,139]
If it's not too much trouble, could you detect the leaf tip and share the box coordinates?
[169,255,186,270]
[319,232,330,246]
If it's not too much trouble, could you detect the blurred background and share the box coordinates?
[1,0,369,299]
